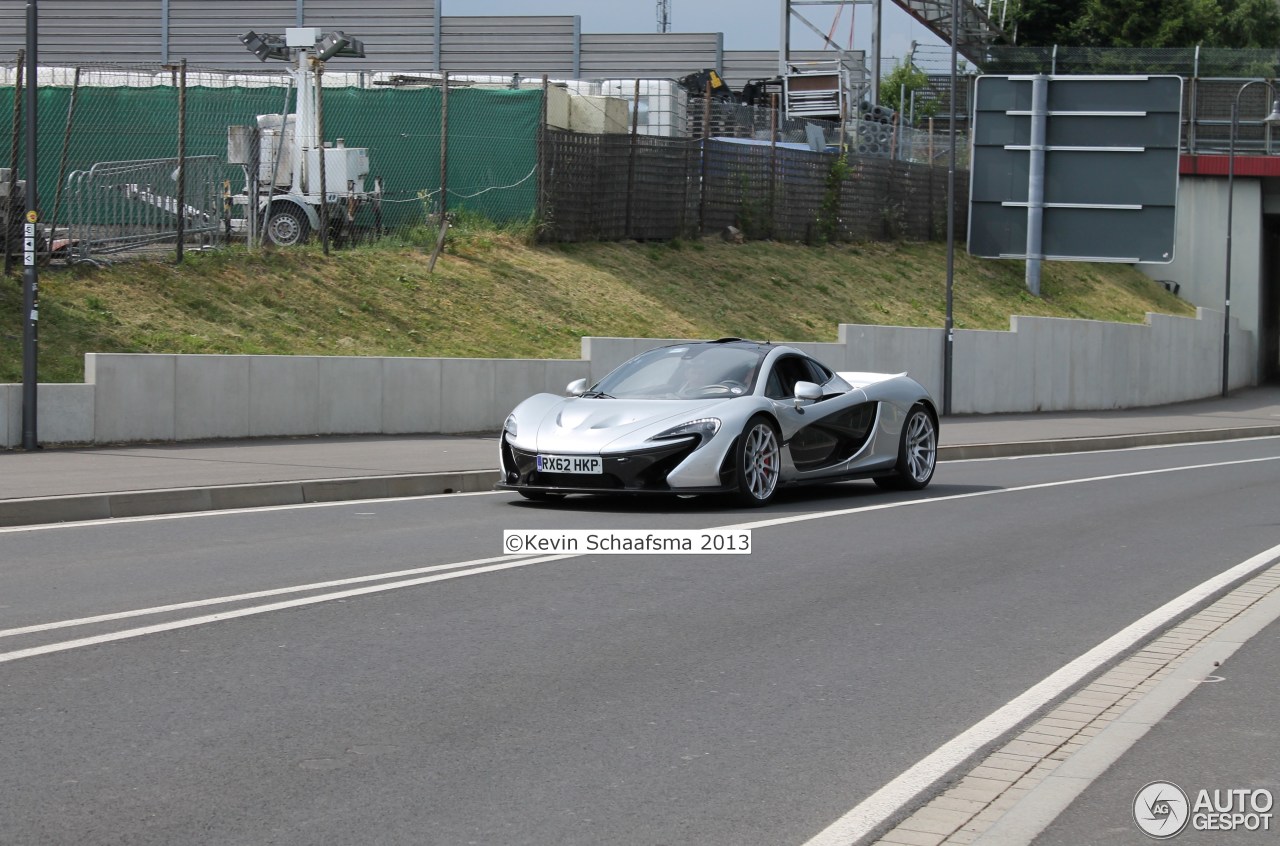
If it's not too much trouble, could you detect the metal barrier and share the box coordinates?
[63,155,223,263]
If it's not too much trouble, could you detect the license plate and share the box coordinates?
[537,454,602,474]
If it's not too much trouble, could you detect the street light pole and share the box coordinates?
[1223,80,1280,398]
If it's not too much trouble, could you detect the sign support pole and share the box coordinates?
[1025,74,1048,297]
[942,0,957,417]
[21,0,39,450]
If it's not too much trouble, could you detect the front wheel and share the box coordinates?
[874,404,937,491]
[732,416,781,507]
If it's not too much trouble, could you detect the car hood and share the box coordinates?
[511,395,732,453]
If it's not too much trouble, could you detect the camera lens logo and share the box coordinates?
[1134,781,1190,839]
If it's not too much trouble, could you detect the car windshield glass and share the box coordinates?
[592,345,763,400]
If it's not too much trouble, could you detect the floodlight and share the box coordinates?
[317,30,365,61]
[240,30,290,62]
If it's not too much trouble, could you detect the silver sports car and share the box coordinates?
[497,338,938,507]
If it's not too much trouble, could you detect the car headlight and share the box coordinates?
[503,413,518,438]
[649,417,721,445]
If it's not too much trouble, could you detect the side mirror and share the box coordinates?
[567,378,587,396]
[794,380,822,407]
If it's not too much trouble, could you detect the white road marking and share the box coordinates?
[0,553,575,665]
[3,453,1277,668]
[801,540,1280,846]
[0,553,540,641]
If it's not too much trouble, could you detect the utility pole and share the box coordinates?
[656,0,671,33]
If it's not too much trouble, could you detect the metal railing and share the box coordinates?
[64,156,223,263]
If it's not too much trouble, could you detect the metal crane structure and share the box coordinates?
[777,0,1008,106]
[657,0,671,33]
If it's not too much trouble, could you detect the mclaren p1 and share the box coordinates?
[497,338,938,507]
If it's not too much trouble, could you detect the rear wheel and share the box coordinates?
[732,416,781,507]
[265,203,310,247]
[874,404,937,491]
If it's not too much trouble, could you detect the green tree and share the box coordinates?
[1070,0,1217,46]
[1010,0,1280,47]
[879,62,939,119]
[1210,0,1280,47]
[1010,0,1087,46]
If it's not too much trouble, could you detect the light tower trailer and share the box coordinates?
[230,27,382,247]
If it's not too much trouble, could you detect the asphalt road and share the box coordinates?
[1,437,1278,846]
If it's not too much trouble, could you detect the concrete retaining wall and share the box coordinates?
[1,383,96,448]
[583,308,1253,416]
[0,308,1256,448]
[67,354,587,446]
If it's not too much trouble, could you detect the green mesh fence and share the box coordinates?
[0,67,543,254]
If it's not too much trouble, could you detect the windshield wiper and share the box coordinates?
[580,390,615,399]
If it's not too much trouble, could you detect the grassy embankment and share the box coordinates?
[0,219,1194,384]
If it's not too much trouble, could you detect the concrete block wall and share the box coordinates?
[80,354,590,443]
[939,308,1252,413]
[0,308,1256,448]
[1,384,95,448]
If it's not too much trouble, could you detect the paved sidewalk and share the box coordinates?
[0,386,1277,526]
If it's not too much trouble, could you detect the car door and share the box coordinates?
[766,355,874,474]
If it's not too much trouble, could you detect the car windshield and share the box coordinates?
[589,345,764,400]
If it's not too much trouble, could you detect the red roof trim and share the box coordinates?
[1181,154,1280,177]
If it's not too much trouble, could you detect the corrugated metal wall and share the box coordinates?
[440,16,577,77]
[0,0,163,65]
[169,0,296,67]
[0,0,438,69]
[305,0,438,70]
[579,33,722,80]
[0,4,867,88]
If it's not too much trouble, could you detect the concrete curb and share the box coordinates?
[0,470,502,528]
[2,425,1277,529]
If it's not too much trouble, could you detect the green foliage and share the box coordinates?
[1010,0,1280,47]
[814,156,851,244]
[880,62,938,118]
[1010,0,1088,46]
[1209,0,1280,48]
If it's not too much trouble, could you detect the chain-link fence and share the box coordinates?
[3,58,970,262]
[983,46,1280,78]
[1,61,543,263]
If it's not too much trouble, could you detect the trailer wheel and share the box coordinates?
[265,203,310,247]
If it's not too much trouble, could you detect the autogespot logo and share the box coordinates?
[1134,781,1191,839]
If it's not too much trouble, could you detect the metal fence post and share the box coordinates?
[538,74,548,231]
[698,81,712,235]
[428,71,450,272]
[769,93,778,239]
[316,60,329,257]
[625,79,640,239]
[175,59,187,262]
